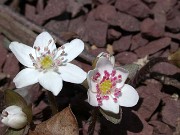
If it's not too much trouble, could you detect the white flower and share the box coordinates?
[1,105,27,129]
[87,57,139,114]
[9,32,87,96]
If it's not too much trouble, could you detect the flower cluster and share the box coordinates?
[1,32,139,130]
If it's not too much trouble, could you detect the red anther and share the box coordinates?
[104,70,110,76]
[118,75,122,78]
[98,101,102,106]
[103,96,109,100]
[112,82,116,87]
[96,94,100,98]
[96,72,100,77]
[113,98,118,103]
[111,70,116,76]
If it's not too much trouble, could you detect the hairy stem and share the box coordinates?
[47,91,58,115]
[88,107,99,135]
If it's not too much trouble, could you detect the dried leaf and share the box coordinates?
[29,106,79,135]
[99,107,122,124]
[4,90,32,123]
[168,49,180,68]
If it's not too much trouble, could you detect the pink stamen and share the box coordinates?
[113,98,118,103]
[111,70,116,76]
[103,96,109,100]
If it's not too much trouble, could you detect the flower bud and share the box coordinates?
[1,105,27,129]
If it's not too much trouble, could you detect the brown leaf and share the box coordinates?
[29,106,79,135]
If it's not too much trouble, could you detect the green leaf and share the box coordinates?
[5,128,25,135]
[99,107,122,124]
[4,90,32,123]
[121,64,139,81]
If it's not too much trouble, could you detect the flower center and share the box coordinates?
[92,70,122,105]
[29,39,66,71]
[99,79,112,94]
[40,56,53,69]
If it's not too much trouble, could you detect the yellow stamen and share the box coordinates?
[99,80,112,94]
[40,56,53,69]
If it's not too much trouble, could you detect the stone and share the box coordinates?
[85,20,108,47]
[149,121,173,135]
[134,37,171,58]
[166,15,180,33]
[107,29,121,41]
[100,109,153,135]
[116,12,140,32]
[66,0,83,17]
[113,35,132,52]
[45,20,69,34]
[68,16,88,41]
[136,79,163,120]
[3,53,19,79]
[115,0,151,18]
[94,4,118,26]
[95,6,140,32]
[97,0,116,4]
[160,49,170,57]
[152,62,180,75]
[127,111,154,135]
[25,0,66,25]
[165,32,180,41]
[131,33,148,50]
[161,97,180,127]
[141,18,164,38]
[142,0,157,3]
[0,35,8,70]
[170,41,179,53]
[115,52,138,64]
[89,48,108,57]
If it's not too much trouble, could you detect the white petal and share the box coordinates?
[3,105,22,115]
[87,90,99,106]
[87,70,94,87]
[101,97,119,114]
[9,42,35,67]
[96,57,113,75]
[13,68,39,88]
[33,32,56,53]
[87,69,98,92]
[7,114,27,129]
[56,39,84,62]
[38,71,63,96]
[116,67,129,88]
[97,52,115,66]
[117,84,139,107]
[58,63,87,84]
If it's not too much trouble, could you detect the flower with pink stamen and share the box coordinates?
[87,57,139,114]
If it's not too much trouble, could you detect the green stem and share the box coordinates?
[47,91,58,115]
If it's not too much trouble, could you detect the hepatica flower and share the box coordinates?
[9,32,87,96]
[87,57,139,114]
[1,105,27,129]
